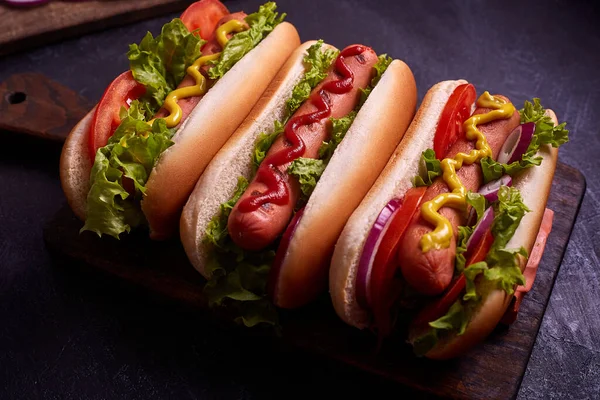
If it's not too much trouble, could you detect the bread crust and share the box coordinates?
[272,60,418,308]
[59,107,95,221]
[59,22,300,238]
[180,40,330,277]
[424,110,559,359]
[143,22,300,239]
[329,80,467,327]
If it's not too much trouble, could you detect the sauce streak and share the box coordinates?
[151,19,246,128]
[419,92,516,252]
[237,45,366,212]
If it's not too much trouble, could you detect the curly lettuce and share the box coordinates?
[480,98,569,183]
[285,40,338,115]
[81,103,175,238]
[360,54,393,105]
[203,178,278,327]
[318,111,357,163]
[252,121,284,172]
[127,18,204,114]
[288,158,326,202]
[414,149,442,187]
[208,2,285,79]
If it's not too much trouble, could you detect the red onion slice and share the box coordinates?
[355,198,402,309]
[267,208,305,300]
[497,122,535,164]
[465,206,494,258]
[478,175,512,202]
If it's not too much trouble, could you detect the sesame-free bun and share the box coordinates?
[59,107,96,221]
[329,80,467,327]
[270,59,418,308]
[59,22,300,239]
[180,40,332,277]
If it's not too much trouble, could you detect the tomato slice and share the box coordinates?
[180,0,230,40]
[412,228,494,328]
[88,71,146,162]
[369,187,427,335]
[433,83,477,160]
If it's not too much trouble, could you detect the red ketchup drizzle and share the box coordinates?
[238,45,366,213]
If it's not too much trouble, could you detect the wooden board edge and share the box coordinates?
[0,1,192,57]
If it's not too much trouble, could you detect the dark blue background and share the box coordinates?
[1,0,599,398]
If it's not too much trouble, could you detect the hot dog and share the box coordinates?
[227,47,379,250]
[60,1,300,240]
[398,100,520,295]
[180,40,417,321]
[329,80,569,358]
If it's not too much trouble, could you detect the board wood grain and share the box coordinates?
[0,0,195,57]
[0,73,92,141]
[43,162,585,399]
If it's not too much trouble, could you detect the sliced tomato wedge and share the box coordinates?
[412,227,494,328]
[181,0,230,40]
[433,83,477,160]
[369,187,427,335]
[88,71,146,162]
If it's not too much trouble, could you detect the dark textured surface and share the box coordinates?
[41,162,585,400]
[0,0,598,399]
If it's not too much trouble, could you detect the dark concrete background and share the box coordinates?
[1,0,599,398]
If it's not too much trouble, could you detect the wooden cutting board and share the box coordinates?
[0,0,195,57]
[43,162,585,399]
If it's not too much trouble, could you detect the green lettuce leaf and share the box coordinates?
[128,18,204,113]
[318,111,357,163]
[288,158,326,202]
[203,178,279,327]
[455,225,473,274]
[483,248,527,295]
[466,191,486,222]
[203,245,278,327]
[286,39,339,116]
[252,120,284,172]
[490,186,530,249]
[208,2,285,80]
[428,300,468,335]
[82,108,175,238]
[414,148,442,187]
[360,54,393,105]
[480,98,569,183]
[204,177,249,249]
[463,261,488,301]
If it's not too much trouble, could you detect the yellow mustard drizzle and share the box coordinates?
[419,92,516,252]
[150,19,247,128]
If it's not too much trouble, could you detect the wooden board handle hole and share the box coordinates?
[7,91,27,104]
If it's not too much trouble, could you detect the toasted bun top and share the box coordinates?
[180,40,328,277]
[59,107,95,221]
[329,80,467,328]
[422,110,559,359]
[271,60,418,309]
[143,22,300,240]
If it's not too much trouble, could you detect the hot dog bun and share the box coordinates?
[416,110,559,359]
[270,59,417,308]
[329,80,467,327]
[181,40,330,277]
[60,22,300,239]
[59,107,95,221]
[181,43,418,310]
